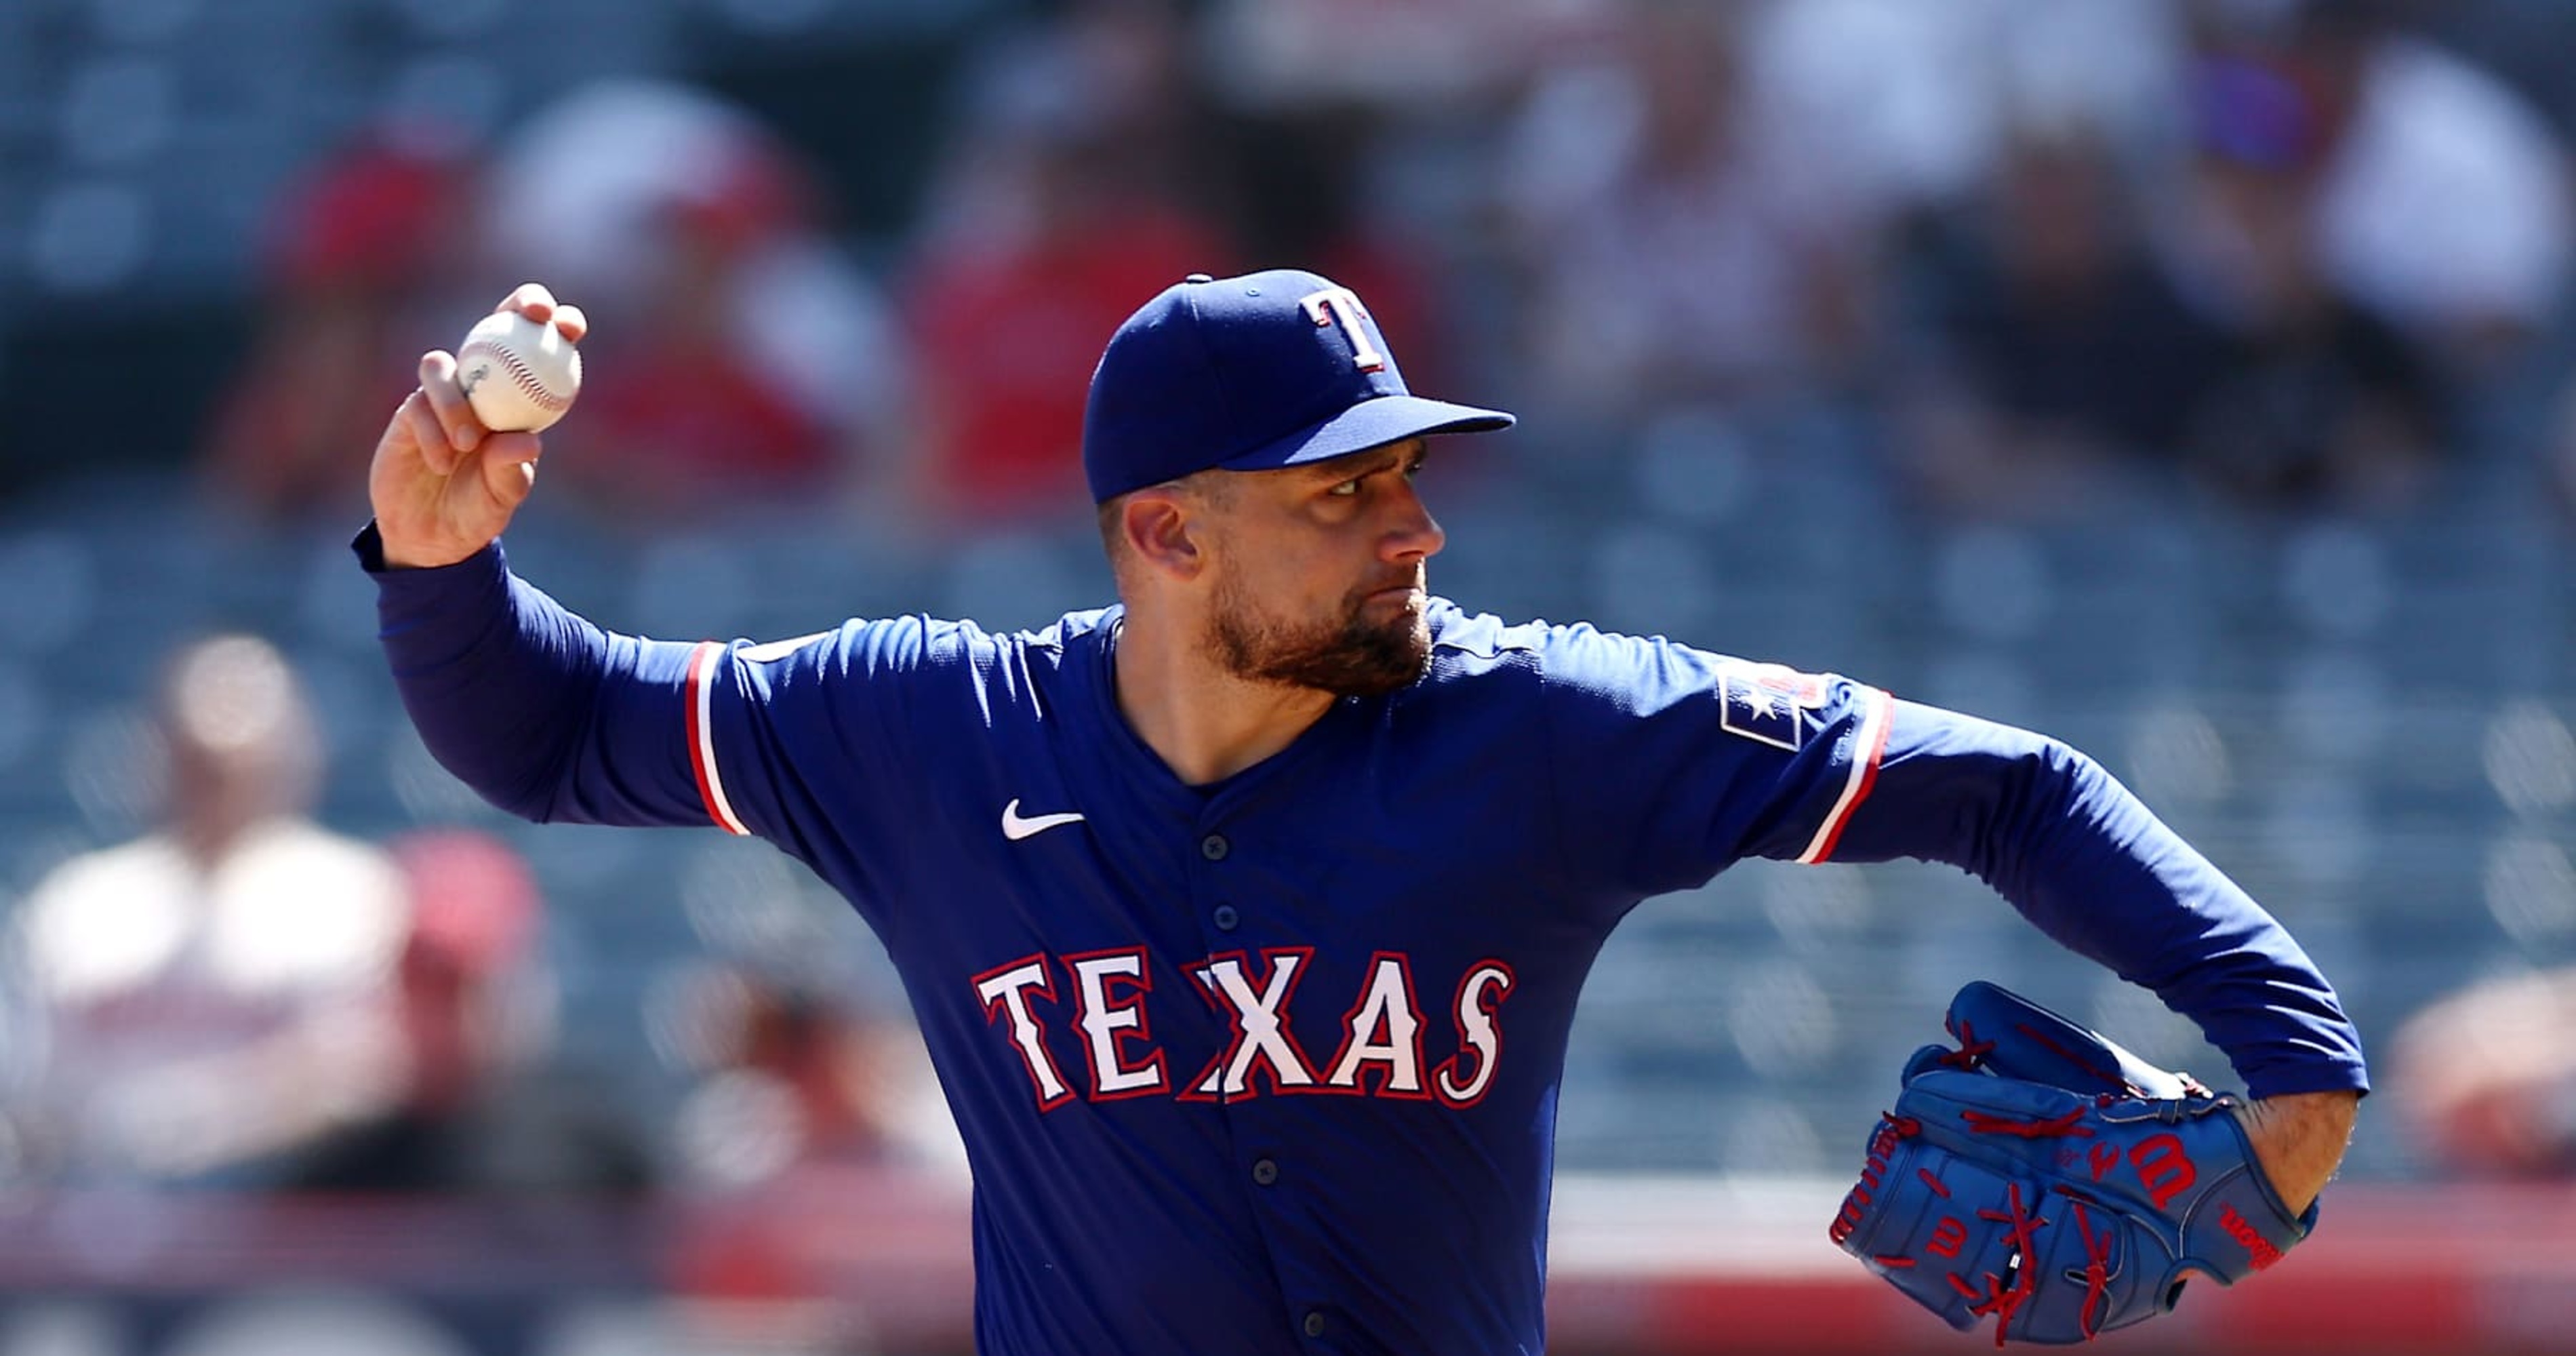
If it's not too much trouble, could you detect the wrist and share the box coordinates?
[382,543,467,570]
[353,522,492,574]
[2236,1090,2360,1216]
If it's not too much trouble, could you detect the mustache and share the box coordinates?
[1348,568,1428,605]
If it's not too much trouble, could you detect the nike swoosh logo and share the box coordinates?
[1001,798,1086,841]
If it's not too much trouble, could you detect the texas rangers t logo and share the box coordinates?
[1301,286,1386,372]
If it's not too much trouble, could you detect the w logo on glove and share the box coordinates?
[1830,983,2316,1345]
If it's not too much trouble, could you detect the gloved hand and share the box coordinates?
[1829,982,2314,1345]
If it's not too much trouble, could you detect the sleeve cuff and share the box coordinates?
[359,521,518,669]
[350,521,504,579]
[2244,1061,2373,1102]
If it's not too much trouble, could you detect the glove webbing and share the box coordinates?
[1861,1106,2124,1346]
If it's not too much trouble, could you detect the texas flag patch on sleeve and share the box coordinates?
[1718,661,1830,753]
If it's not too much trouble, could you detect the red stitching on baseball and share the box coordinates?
[460,340,571,412]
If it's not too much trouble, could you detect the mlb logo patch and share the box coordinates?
[1718,662,1828,751]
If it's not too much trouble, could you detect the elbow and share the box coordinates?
[417,739,564,824]
[1941,733,2141,900]
[1965,731,2110,844]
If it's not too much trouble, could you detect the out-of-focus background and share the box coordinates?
[0,0,2572,1351]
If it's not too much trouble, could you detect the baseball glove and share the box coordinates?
[1829,982,2315,1345]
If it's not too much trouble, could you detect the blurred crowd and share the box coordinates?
[2,1,2576,1338]
[179,0,2576,541]
[4,628,947,1184]
[0,631,965,1346]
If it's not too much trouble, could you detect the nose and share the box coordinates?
[1381,479,1445,563]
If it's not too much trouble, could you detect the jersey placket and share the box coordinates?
[1186,789,1357,1351]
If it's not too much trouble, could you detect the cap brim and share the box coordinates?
[1215,393,1515,475]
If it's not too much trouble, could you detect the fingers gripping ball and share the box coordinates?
[457,311,581,433]
[1830,983,2314,1346]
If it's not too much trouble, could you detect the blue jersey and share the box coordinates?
[365,530,2366,1356]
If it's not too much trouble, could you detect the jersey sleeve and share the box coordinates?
[1536,622,1895,898]
[1824,700,2370,1100]
[364,526,941,867]
[679,614,965,871]
[1532,623,2366,1100]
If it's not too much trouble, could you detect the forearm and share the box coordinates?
[1843,707,2369,1099]
[362,523,727,830]
[2005,755,2367,1099]
[1991,758,2365,1098]
[361,523,609,821]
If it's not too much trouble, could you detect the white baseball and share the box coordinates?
[456,310,582,433]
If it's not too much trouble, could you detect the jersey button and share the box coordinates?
[1212,904,1239,932]
[1200,833,1230,861]
[1251,1157,1279,1186]
[1303,1311,1327,1338]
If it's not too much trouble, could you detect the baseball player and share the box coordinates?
[361,273,2366,1354]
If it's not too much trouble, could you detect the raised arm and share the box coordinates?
[360,286,719,832]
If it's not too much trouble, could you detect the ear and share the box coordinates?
[1121,490,1209,583]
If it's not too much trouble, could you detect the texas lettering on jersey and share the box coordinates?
[973,947,1518,1111]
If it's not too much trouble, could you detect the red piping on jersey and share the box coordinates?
[1806,690,1892,864]
[682,641,735,833]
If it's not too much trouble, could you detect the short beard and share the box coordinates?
[1207,577,1431,698]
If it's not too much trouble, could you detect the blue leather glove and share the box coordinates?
[1830,982,2315,1345]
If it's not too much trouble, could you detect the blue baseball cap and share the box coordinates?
[1082,268,1516,502]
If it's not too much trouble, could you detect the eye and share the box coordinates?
[1326,478,1362,498]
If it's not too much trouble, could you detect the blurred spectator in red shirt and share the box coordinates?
[2390,966,2576,1180]
[199,129,481,523]
[900,9,1232,528]
[669,962,955,1183]
[281,829,654,1199]
[477,81,909,526]
[660,959,961,1321]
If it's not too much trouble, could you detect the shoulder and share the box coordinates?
[22,836,185,945]
[1422,599,1725,700]
[19,839,188,1003]
[1423,598,1546,664]
[1419,601,1868,736]
[1013,605,1119,666]
[728,606,1114,676]
[25,835,174,896]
